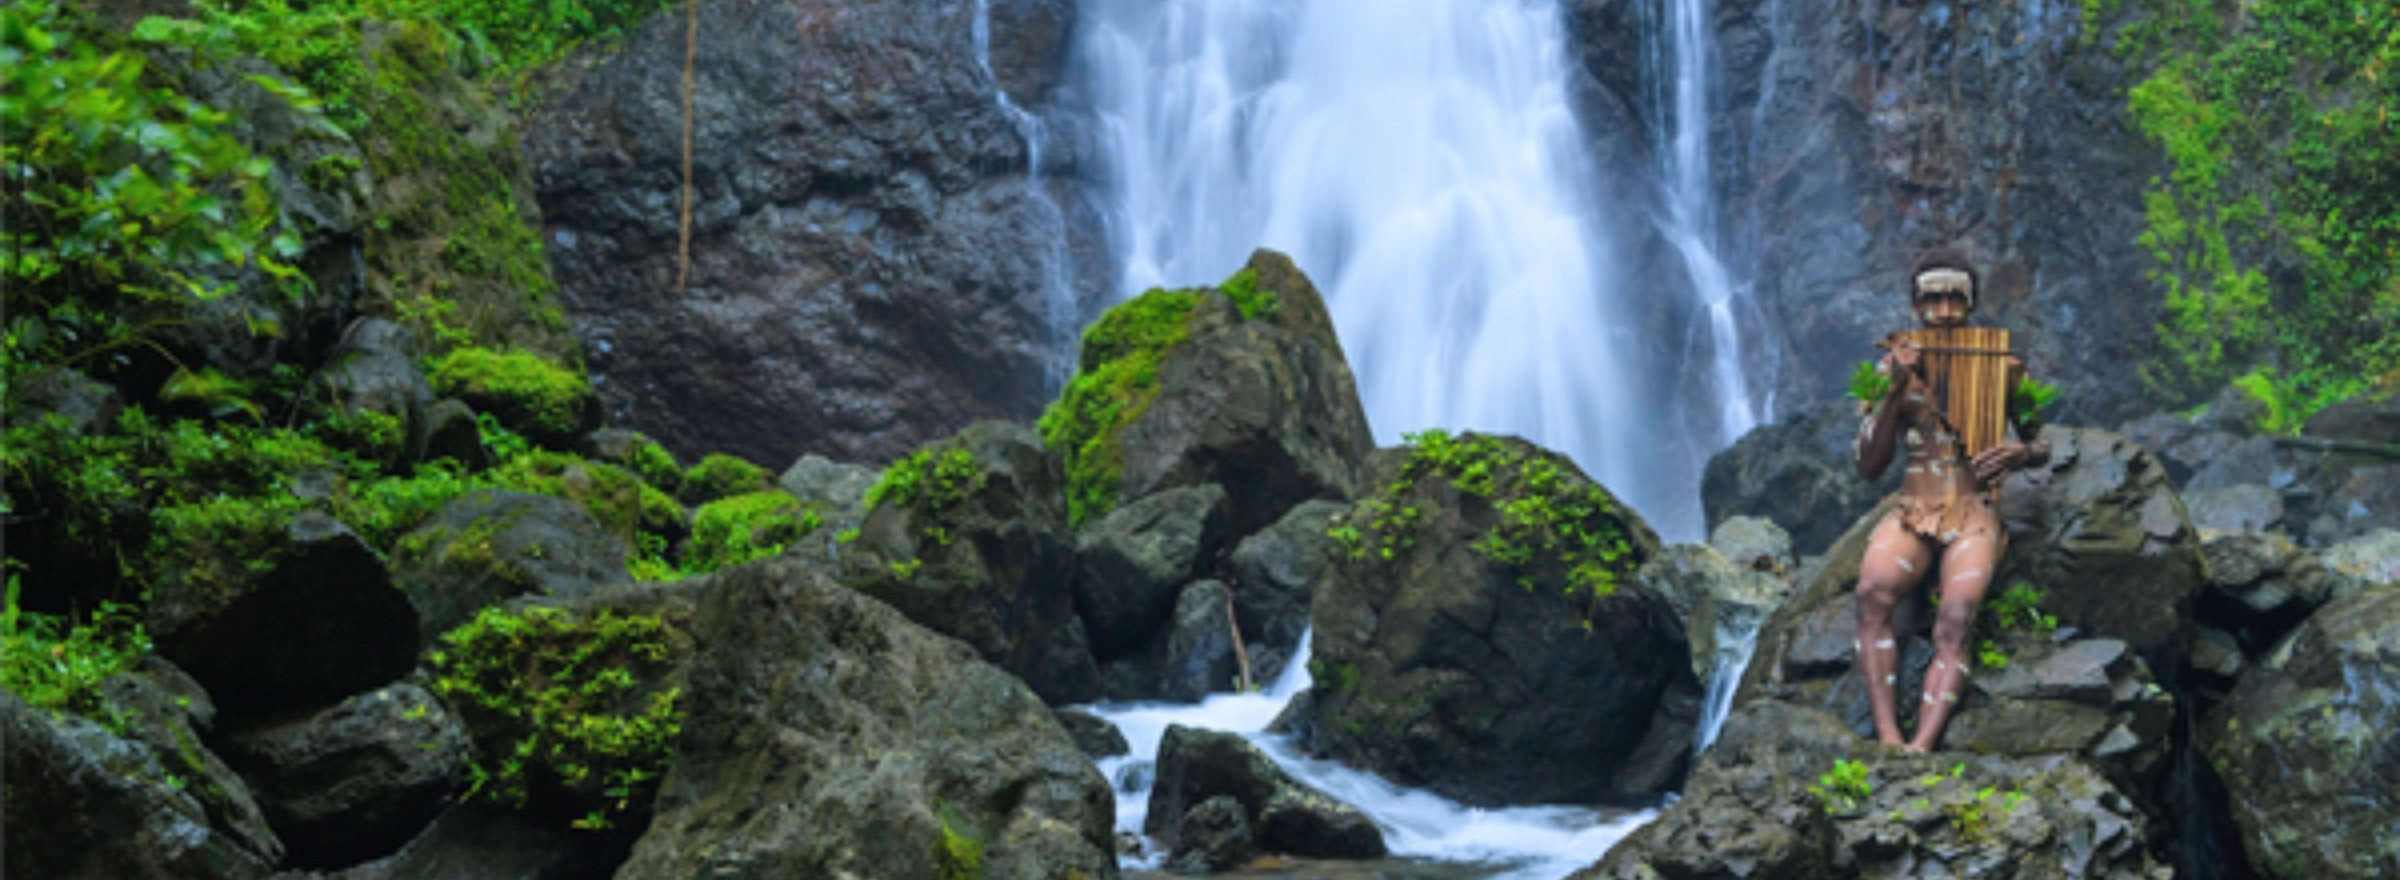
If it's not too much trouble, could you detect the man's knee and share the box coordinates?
[1932,600,1978,645]
[1854,576,1902,614]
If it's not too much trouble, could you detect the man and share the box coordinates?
[1849,247,2050,752]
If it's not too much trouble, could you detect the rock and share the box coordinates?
[1226,500,1348,683]
[1084,250,1376,535]
[391,491,631,640]
[3,690,281,880]
[813,421,1100,703]
[2202,585,2400,880]
[419,399,489,470]
[1579,699,2172,880]
[2195,531,2327,664]
[2185,435,2301,494]
[1158,580,1241,703]
[2300,393,2400,444]
[2318,529,2400,597]
[1938,638,2175,782]
[2185,483,2286,535]
[1710,515,1797,575]
[1633,544,1792,680]
[215,683,468,868]
[2307,465,2400,547]
[2191,626,2246,682]
[1055,708,1129,760]
[776,454,878,525]
[280,802,635,880]
[1169,795,1254,875]
[147,511,418,714]
[12,366,123,438]
[615,558,1119,880]
[2119,411,2250,487]
[1991,426,2204,670]
[525,0,1092,468]
[2194,384,2272,434]
[1301,436,1695,806]
[316,318,433,464]
[1701,399,1899,556]
[1073,485,1232,661]
[1145,726,1386,861]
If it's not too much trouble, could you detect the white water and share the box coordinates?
[1075,0,1695,537]
[972,0,1080,390]
[1691,608,1768,753]
[1651,0,1764,451]
[1088,633,1657,878]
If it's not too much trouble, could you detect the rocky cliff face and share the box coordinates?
[1686,0,2161,427]
[525,0,1097,469]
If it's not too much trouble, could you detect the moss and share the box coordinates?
[341,461,496,551]
[0,577,149,720]
[937,810,985,880]
[1037,289,1203,527]
[312,408,408,466]
[678,453,771,506]
[624,439,683,496]
[864,446,982,517]
[489,450,683,544]
[685,490,820,575]
[147,493,311,603]
[426,347,590,440]
[1352,430,1641,610]
[1218,267,1279,320]
[427,605,684,828]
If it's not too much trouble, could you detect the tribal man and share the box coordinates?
[1850,247,2051,752]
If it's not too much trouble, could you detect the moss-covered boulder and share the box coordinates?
[145,509,418,714]
[391,491,631,639]
[676,453,773,507]
[1297,432,1692,806]
[614,558,1119,880]
[811,421,1100,704]
[312,318,433,467]
[1042,249,1374,535]
[2201,584,2400,880]
[426,347,596,447]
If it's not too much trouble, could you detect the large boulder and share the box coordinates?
[1297,434,1694,806]
[270,802,637,880]
[3,687,283,880]
[1701,399,1899,556]
[1144,726,1386,862]
[614,558,1119,880]
[1990,426,2204,670]
[390,491,631,640]
[1072,484,1232,662]
[1051,249,1375,536]
[812,421,1100,703]
[525,0,1093,467]
[215,683,469,868]
[147,511,419,714]
[2200,584,2400,880]
[1580,699,2172,880]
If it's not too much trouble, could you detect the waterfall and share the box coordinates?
[972,0,1080,391]
[1074,0,1694,537]
[1650,0,1764,452]
[1691,606,1768,752]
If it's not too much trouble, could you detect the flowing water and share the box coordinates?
[972,0,1081,391]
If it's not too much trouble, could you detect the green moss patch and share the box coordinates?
[678,453,771,506]
[428,604,685,830]
[147,493,312,604]
[686,491,820,575]
[1218,267,1280,320]
[428,347,591,441]
[1038,290,1202,527]
[489,450,683,543]
[0,577,149,722]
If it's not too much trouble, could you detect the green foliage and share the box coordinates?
[1352,430,1640,611]
[866,446,983,518]
[2009,376,2061,419]
[623,439,683,496]
[685,491,820,574]
[0,576,150,720]
[384,0,679,85]
[678,453,770,506]
[312,408,408,466]
[489,450,684,546]
[1988,583,2059,634]
[2230,367,2331,435]
[937,808,985,880]
[428,605,683,828]
[1038,288,1202,526]
[342,460,495,550]
[147,493,310,600]
[1809,758,1872,814]
[1849,360,1893,407]
[1218,267,1279,320]
[2127,0,2400,415]
[427,348,590,439]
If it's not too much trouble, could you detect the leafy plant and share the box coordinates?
[1349,430,1640,612]
[0,575,151,721]
[2008,376,2061,419]
[1849,360,1894,406]
[1809,758,1873,814]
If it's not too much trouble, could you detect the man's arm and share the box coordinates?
[1854,351,1918,480]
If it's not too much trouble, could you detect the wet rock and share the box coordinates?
[3,690,282,880]
[616,558,1119,880]
[391,491,630,640]
[1301,437,1694,806]
[1159,580,1241,703]
[215,683,467,868]
[2119,410,2249,488]
[2202,584,2400,880]
[1702,399,1899,556]
[147,511,418,714]
[809,421,1100,703]
[316,318,433,464]
[1170,795,1255,875]
[1227,500,1349,684]
[1055,708,1129,760]
[525,0,1093,467]
[776,454,877,526]
[419,399,489,470]
[2185,483,2286,535]
[1634,544,1792,680]
[1104,250,1376,535]
[1074,485,1233,661]
[1146,726,1386,861]
[1710,515,1797,576]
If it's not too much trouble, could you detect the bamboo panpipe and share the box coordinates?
[1878,326,2015,457]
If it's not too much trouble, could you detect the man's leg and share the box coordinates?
[1855,514,1934,746]
[1908,524,2003,752]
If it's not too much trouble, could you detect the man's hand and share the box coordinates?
[1881,340,1924,392]
[1972,440,2028,483]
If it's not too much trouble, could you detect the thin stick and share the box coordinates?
[1226,589,1253,692]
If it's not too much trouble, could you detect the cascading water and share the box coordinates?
[972,0,1080,390]
[1074,0,1689,536]
[1649,0,1766,450]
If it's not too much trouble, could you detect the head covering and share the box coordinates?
[1909,246,1979,309]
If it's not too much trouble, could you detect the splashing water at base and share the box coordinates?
[1086,633,1657,879]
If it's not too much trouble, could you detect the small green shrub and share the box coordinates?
[624,439,682,495]
[685,491,820,575]
[427,348,589,439]
[341,461,496,551]
[1217,267,1279,320]
[2008,376,2061,419]
[0,575,149,720]
[864,447,981,516]
[428,605,684,828]
[679,453,770,506]
[1849,360,1893,407]
[1809,758,1872,814]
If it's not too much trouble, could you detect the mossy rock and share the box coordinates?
[679,453,772,507]
[685,490,820,575]
[427,348,596,446]
[489,450,685,547]
[390,490,632,638]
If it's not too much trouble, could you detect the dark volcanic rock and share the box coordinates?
[1226,499,1349,683]
[4,690,282,880]
[1702,399,1899,555]
[1074,484,1232,661]
[615,558,1119,880]
[1989,427,2204,670]
[1300,438,1694,806]
[809,421,1101,703]
[216,683,468,868]
[2202,584,2400,880]
[391,491,631,640]
[147,511,418,714]
[1146,725,1386,861]
[1169,795,1255,875]
[525,0,1094,467]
